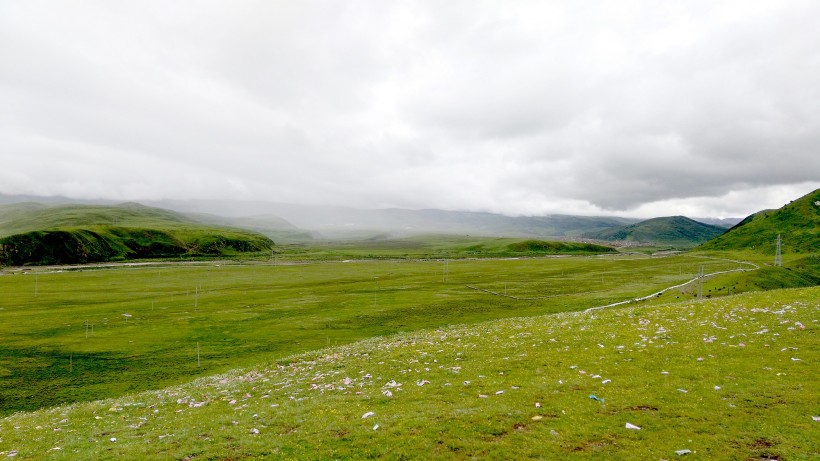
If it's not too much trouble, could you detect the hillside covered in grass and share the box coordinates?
[699,188,820,254]
[0,202,198,237]
[0,287,816,459]
[583,216,726,247]
[0,203,273,265]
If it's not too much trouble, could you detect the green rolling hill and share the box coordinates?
[0,202,199,237]
[697,189,820,293]
[583,215,726,247]
[0,203,274,265]
[698,188,820,254]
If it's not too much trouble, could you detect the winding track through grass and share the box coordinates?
[585,257,761,312]
[460,255,762,312]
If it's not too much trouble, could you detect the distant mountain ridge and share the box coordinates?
[692,217,743,228]
[149,199,640,240]
[0,193,746,242]
[582,216,727,247]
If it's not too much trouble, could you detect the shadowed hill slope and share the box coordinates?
[0,203,273,265]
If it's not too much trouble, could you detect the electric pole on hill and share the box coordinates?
[774,234,782,267]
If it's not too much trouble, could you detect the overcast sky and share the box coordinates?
[1,1,818,218]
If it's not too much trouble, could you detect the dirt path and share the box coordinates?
[461,257,761,311]
[584,257,760,312]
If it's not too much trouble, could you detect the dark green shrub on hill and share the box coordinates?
[0,226,273,265]
[0,229,118,265]
[506,239,616,254]
[106,227,187,258]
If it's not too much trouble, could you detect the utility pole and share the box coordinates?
[774,234,782,267]
[697,266,704,298]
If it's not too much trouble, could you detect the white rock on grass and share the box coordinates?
[362,411,375,419]
[625,422,641,430]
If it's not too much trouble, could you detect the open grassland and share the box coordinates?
[0,287,816,460]
[0,253,751,416]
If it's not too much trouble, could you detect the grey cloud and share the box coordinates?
[1,1,818,218]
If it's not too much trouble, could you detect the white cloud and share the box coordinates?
[1,0,818,218]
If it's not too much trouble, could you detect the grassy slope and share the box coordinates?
[279,207,638,239]
[0,203,196,237]
[0,203,273,265]
[0,287,816,460]
[584,216,727,247]
[699,188,819,254]
[0,254,745,416]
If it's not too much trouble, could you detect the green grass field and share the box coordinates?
[272,235,616,261]
[0,286,816,460]
[1,227,817,460]
[0,252,750,416]
[1,191,816,459]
